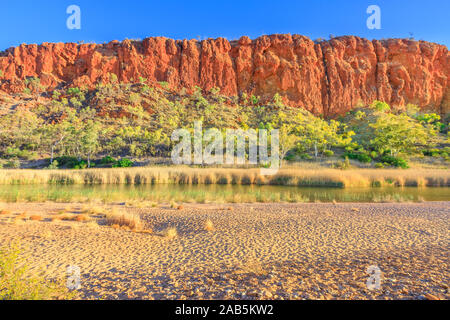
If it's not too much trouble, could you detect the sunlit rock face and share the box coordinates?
[0,34,448,116]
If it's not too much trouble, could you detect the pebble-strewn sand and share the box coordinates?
[0,202,448,300]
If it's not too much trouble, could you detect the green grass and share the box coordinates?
[0,243,75,300]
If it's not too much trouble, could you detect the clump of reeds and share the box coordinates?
[0,167,447,188]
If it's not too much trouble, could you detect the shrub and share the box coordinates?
[113,158,134,168]
[375,163,384,169]
[48,160,59,170]
[300,153,313,160]
[284,154,295,161]
[73,161,87,170]
[370,100,391,112]
[100,156,116,165]
[357,153,372,163]
[54,157,92,169]
[344,152,372,163]
[54,156,79,168]
[4,148,35,160]
[250,95,260,105]
[4,160,20,169]
[158,81,169,90]
[423,148,440,157]
[334,157,351,170]
[128,93,142,105]
[0,244,73,300]
[323,150,334,157]
[380,155,409,169]
[67,87,81,95]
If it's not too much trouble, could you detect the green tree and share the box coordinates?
[293,113,352,158]
[0,109,42,158]
[369,113,433,156]
[79,120,101,167]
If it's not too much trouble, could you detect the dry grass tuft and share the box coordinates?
[51,216,62,222]
[239,259,268,276]
[205,219,215,232]
[13,217,26,224]
[74,214,89,222]
[84,221,99,228]
[135,229,153,234]
[162,227,178,239]
[104,209,143,231]
[82,206,105,215]
[125,200,155,208]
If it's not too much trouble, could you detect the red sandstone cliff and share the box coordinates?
[0,34,448,116]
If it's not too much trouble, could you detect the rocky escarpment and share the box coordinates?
[0,34,448,116]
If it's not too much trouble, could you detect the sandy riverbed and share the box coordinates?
[0,202,448,300]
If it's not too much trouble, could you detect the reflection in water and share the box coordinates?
[0,184,449,203]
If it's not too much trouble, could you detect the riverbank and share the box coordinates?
[0,202,448,300]
[0,167,449,187]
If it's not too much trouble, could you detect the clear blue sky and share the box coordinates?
[0,0,448,51]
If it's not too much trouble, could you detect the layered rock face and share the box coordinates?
[0,34,448,116]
